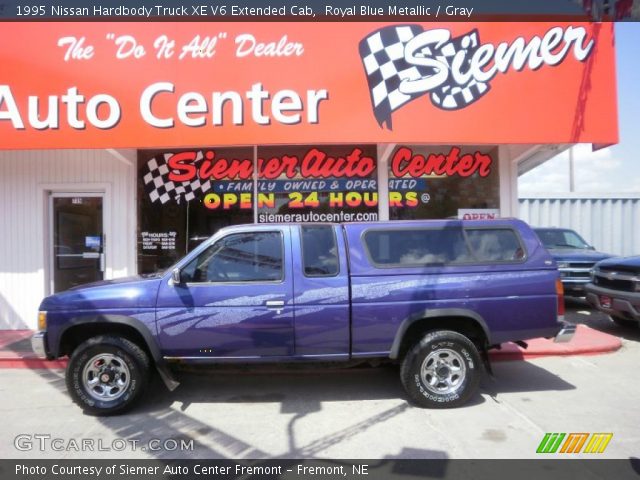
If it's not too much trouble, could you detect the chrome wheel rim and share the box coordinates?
[420,348,466,395]
[82,353,131,402]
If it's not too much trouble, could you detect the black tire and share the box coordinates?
[611,315,638,329]
[400,330,482,408]
[65,335,150,416]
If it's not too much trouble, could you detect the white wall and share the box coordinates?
[519,193,640,256]
[497,144,574,217]
[0,149,136,329]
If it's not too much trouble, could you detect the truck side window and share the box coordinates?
[465,228,525,262]
[364,228,471,266]
[181,232,283,283]
[301,226,339,277]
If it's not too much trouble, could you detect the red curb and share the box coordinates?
[0,330,33,349]
[489,324,622,361]
[0,358,68,369]
[0,330,69,369]
[0,324,623,368]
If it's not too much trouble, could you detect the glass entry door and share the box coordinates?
[50,194,104,293]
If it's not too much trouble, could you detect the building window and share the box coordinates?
[137,147,254,274]
[136,143,503,274]
[387,145,500,220]
[256,145,379,224]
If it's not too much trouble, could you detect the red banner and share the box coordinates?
[0,22,618,149]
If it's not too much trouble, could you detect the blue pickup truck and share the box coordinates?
[32,220,572,414]
[533,227,613,296]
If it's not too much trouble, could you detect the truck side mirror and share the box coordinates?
[171,268,182,285]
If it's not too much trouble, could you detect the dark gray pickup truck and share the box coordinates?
[587,256,640,328]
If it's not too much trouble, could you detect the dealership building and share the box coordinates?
[0,22,618,330]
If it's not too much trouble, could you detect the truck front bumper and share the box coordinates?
[586,284,640,321]
[31,331,48,359]
[561,279,589,295]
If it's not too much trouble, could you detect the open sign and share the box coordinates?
[458,209,500,220]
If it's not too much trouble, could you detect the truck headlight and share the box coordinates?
[37,311,47,331]
[557,262,569,269]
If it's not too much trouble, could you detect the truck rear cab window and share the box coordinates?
[301,225,339,277]
[181,231,283,283]
[364,227,525,266]
[465,228,524,262]
[364,228,472,266]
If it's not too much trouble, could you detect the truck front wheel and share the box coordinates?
[400,330,481,408]
[65,335,150,416]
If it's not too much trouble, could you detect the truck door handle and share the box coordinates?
[265,300,285,309]
[265,300,284,314]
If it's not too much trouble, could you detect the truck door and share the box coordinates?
[292,225,350,358]
[155,227,294,358]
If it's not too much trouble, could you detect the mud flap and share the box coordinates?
[156,361,180,391]
[481,347,494,377]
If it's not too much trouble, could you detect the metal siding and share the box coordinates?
[0,149,136,329]
[519,195,640,257]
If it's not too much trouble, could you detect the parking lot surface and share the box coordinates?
[1,299,638,459]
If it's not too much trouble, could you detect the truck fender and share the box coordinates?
[388,308,492,360]
[56,314,179,391]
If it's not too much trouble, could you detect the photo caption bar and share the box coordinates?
[1,0,638,21]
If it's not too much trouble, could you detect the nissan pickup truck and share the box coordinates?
[31,220,573,415]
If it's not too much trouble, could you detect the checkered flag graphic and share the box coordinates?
[359,25,491,129]
[143,152,212,204]
[359,25,425,129]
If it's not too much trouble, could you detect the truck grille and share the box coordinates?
[593,269,640,292]
[594,276,634,291]
[567,270,592,279]
[568,262,595,268]
[559,262,596,280]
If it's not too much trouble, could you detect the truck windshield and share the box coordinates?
[535,229,590,250]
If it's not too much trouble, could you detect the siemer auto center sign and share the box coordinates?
[0,22,617,148]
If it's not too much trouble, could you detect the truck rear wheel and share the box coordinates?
[65,335,150,416]
[400,330,481,408]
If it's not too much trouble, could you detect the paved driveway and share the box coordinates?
[0,300,638,459]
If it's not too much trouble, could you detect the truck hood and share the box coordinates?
[596,255,640,272]
[40,275,163,311]
[547,249,613,262]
